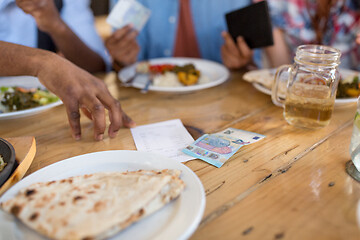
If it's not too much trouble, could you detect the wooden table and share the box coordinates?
[1,71,359,239]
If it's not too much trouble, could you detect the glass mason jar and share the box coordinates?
[272,45,341,129]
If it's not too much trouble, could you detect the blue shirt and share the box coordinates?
[0,0,110,69]
[110,0,261,66]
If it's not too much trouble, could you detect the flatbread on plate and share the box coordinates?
[243,68,275,89]
[1,169,185,240]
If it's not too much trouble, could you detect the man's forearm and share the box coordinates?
[46,20,106,73]
[14,0,105,73]
[0,41,51,77]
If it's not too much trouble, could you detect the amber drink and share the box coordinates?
[272,45,341,129]
[283,82,336,129]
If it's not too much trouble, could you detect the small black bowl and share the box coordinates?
[0,138,16,187]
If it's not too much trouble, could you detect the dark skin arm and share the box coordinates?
[16,0,106,73]
[0,41,135,140]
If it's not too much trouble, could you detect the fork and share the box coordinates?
[141,73,155,94]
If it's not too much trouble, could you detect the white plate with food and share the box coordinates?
[244,68,360,106]
[0,150,205,240]
[118,57,230,93]
[0,76,62,120]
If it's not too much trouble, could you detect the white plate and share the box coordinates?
[247,68,359,106]
[253,82,272,96]
[0,76,62,120]
[0,150,206,240]
[118,57,230,92]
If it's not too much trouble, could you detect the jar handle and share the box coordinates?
[271,65,292,107]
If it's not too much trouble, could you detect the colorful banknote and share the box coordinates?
[182,128,265,167]
[107,0,151,32]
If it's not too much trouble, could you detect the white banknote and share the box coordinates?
[107,0,151,32]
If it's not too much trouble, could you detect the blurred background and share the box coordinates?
[91,1,111,40]
[91,0,109,16]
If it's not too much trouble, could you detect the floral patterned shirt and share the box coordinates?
[267,0,360,70]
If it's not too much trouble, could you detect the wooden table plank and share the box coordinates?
[185,104,356,217]
[191,122,360,240]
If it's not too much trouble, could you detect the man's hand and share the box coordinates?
[16,0,64,33]
[221,31,253,69]
[357,33,360,45]
[105,25,140,68]
[1,41,133,140]
[38,53,135,141]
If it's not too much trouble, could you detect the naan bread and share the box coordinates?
[243,68,287,98]
[243,68,275,89]
[1,169,185,240]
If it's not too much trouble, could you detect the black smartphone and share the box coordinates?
[225,1,274,49]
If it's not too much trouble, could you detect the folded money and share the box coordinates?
[107,0,151,32]
[182,128,265,167]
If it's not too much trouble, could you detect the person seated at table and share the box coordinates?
[0,0,109,73]
[0,41,135,141]
[105,0,260,71]
[263,0,360,70]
